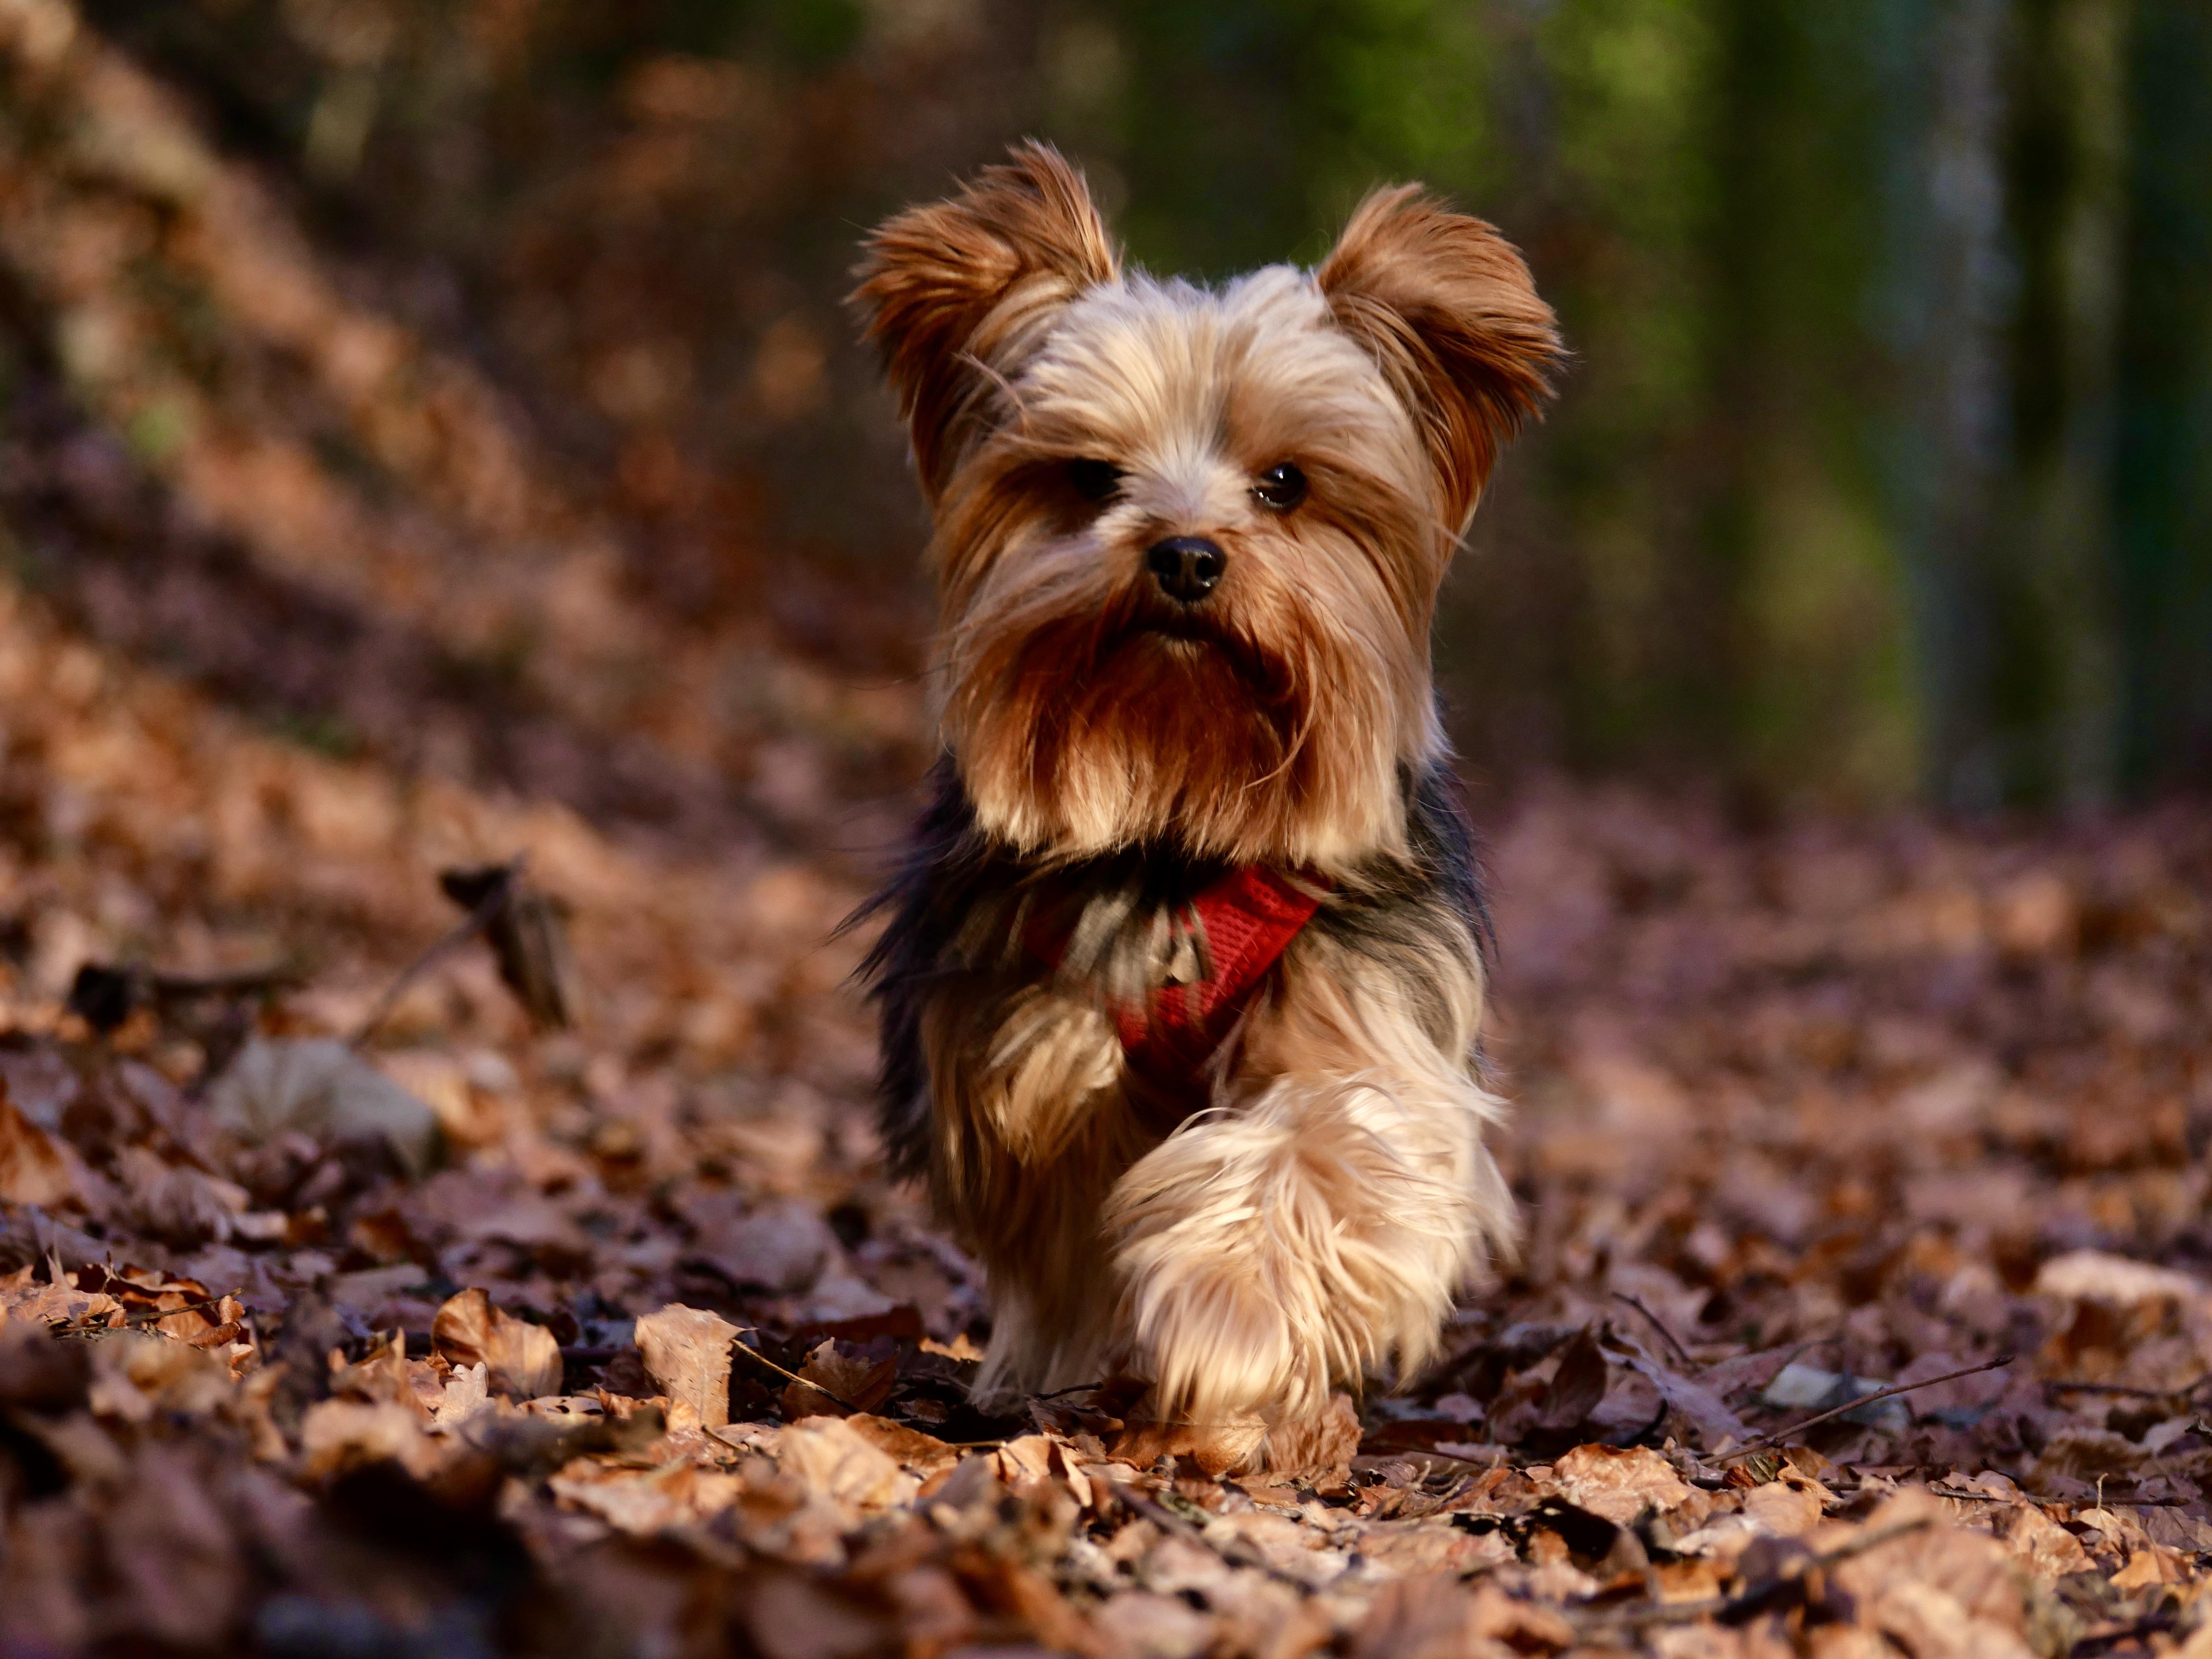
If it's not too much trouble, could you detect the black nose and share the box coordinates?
[1146,537,1226,604]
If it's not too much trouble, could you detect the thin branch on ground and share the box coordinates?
[1717,1356,2014,1462]
[1612,1291,1697,1368]
[349,857,522,1047]
[728,1338,865,1415]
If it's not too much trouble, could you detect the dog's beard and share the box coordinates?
[943,553,1415,869]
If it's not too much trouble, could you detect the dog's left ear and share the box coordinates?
[1319,186,1562,531]
[854,142,1121,505]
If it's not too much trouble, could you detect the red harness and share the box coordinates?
[1033,866,1324,1100]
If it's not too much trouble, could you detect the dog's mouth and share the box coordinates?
[1108,611,1286,698]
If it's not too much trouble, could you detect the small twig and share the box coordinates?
[121,1294,232,1327]
[1603,1516,1933,1627]
[1030,1379,1107,1402]
[349,858,521,1047]
[1612,1292,1696,1368]
[729,1339,865,1415]
[66,960,301,1037]
[1717,1355,2014,1462]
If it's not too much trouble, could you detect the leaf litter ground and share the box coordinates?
[0,20,2208,1648]
[1,584,2209,1657]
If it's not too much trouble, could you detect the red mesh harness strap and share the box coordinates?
[1031,866,1325,1096]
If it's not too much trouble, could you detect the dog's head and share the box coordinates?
[856,143,1559,871]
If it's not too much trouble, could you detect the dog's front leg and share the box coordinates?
[1101,959,1515,1441]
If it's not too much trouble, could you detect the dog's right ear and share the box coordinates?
[853,141,1120,505]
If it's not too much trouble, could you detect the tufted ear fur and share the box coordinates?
[853,142,1121,504]
[1318,186,1563,533]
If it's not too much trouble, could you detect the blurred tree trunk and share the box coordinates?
[2113,0,2212,790]
[1700,0,1918,805]
[1872,0,2016,810]
[1986,0,2127,807]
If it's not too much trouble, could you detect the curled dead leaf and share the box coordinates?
[0,1087,77,1208]
[431,1288,562,1402]
[779,1338,894,1419]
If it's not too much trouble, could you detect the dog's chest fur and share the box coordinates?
[860,757,1492,1185]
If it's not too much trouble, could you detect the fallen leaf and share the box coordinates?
[838,1414,960,1479]
[208,1038,439,1176]
[298,1398,445,1481]
[0,1089,76,1208]
[431,1288,562,1401]
[633,1302,739,1428]
[1551,1442,1694,1525]
[778,1338,894,1419]
[1265,1394,1359,1482]
[1999,1503,2093,1579]
[549,1458,743,1534]
[688,1196,837,1294]
[777,1415,918,1516]
[2034,1249,2208,1308]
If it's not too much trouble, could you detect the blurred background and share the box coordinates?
[1,0,2207,835]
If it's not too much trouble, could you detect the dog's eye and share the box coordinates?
[1066,459,1123,503]
[1253,462,1306,511]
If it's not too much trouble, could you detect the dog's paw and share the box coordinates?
[1115,1225,1334,1424]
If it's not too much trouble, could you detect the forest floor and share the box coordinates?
[1,556,2210,1658]
[3,12,2212,1653]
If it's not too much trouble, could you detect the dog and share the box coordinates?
[853,143,1559,1463]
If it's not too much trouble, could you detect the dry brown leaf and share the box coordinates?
[1551,1442,1695,1525]
[1827,1493,2032,1656]
[431,1287,562,1401]
[298,1399,446,1481]
[1265,1394,1359,1482]
[776,1415,918,1517]
[88,1332,235,1423]
[327,1330,426,1416]
[838,1413,960,1479]
[690,1197,836,1295]
[0,1089,76,1208]
[434,1361,490,1422]
[779,1338,894,1419]
[1107,1410,1269,1477]
[548,1458,744,1534]
[632,1301,739,1428]
[2034,1249,2208,1309]
[994,1434,1091,1514]
[101,1443,247,1646]
[2000,1503,2094,1579]
[1739,1473,1829,1537]
[0,1269,124,1333]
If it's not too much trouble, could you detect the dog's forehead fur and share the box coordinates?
[1019,268,1421,469]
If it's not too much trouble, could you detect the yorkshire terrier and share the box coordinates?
[854,143,1560,1464]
